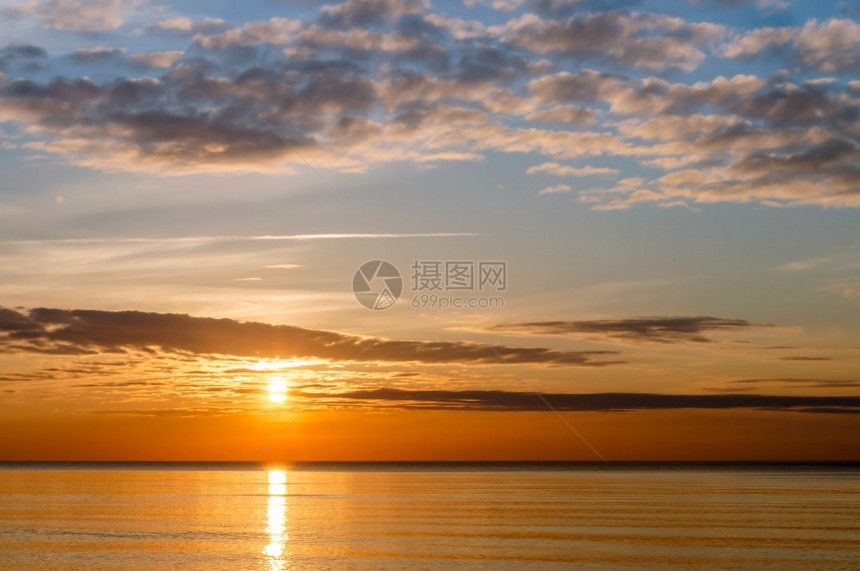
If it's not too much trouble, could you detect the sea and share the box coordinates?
[0,463,858,569]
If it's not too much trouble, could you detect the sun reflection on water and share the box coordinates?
[264,470,289,570]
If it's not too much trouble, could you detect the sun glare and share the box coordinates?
[252,358,324,371]
[268,377,288,403]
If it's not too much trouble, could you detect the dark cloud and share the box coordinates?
[320,0,427,28]
[0,43,48,60]
[0,372,56,382]
[0,307,42,331]
[298,387,860,413]
[728,138,860,180]
[487,316,761,343]
[1,341,102,355]
[608,75,766,116]
[0,61,379,172]
[528,70,626,103]
[499,11,724,71]
[0,43,48,71]
[0,307,623,366]
[778,356,834,362]
[451,45,533,83]
[525,0,645,19]
[733,86,858,126]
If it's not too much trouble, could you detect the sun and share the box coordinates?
[268,376,288,403]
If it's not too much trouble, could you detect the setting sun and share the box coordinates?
[268,377,288,404]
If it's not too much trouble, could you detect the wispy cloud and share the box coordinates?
[828,283,860,299]
[11,233,478,245]
[538,183,572,195]
[487,316,766,344]
[730,378,860,389]
[527,162,620,177]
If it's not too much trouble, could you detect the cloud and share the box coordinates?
[464,0,518,10]
[129,51,183,69]
[495,12,725,71]
[559,74,860,209]
[150,16,228,34]
[793,19,860,72]
[527,162,619,176]
[487,316,764,343]
[777,255,835,271]
[538,183,572,195]
[69,47,125,64]
[153,16,193,31]
[0,306,624,366]
[0,53,536,173]
[194,17,302,49]
[296,26,425,53]
[1,0,142,32]
[12,232,477,245]
[320,0,428,27]
[525,105,598,125]
[602,74,767,116]
[830,283,860,299]
[0,63,379,173]
[0,5,857,211]
[756,0,789,13]
[0,44,48,71]
[380,73,533,114]
[730,378,860,388]
[422,13,488,40]
[524,0,646,17]
[0,307,41,331]
[298,387,860,413]
[528,70,629,105]
[721,18,860,73]
[467,0,648,16]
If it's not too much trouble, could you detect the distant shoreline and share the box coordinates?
[2,461,859,472]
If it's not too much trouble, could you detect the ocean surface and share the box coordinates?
[0,463,858,569]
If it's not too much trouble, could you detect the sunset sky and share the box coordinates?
[1,0,859,461]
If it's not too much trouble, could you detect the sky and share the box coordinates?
[0,0,859,461]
